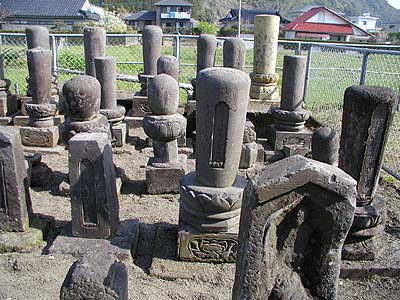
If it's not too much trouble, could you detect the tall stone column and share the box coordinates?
[339,85,398,260]
[62,75,111,142]
[178,67,250,262]
[95,56,126,147]
[20,49,59,147]
[223,37,245,71]
[269,55,312,157]
[249,15,280,102]
[143,74,186,194]
[84,27,106,77]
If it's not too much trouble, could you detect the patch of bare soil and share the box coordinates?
[0,141,399,300]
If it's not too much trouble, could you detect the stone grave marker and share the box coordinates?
[223,37,245,71]
[84,27,106,77]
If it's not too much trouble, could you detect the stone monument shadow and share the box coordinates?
[48,170,69,196]
[120,177,147,195]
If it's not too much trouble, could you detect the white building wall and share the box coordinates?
[307,11,347,24]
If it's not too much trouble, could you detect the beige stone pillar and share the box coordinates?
[250,15,280,101]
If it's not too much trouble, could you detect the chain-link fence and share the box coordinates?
[1,33,400,176]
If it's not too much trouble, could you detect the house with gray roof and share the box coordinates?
[124,0,192,31]
[0,0,103,31]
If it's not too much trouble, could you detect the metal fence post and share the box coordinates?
[359,51,369,85]
[0,34,4,79]
[303,44,313,103]
[50,35,58,78]
[295,42,301,55]
[173,34,180,63]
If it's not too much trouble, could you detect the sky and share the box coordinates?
[387,0,400,9]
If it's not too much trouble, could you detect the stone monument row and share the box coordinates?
[177,67,250,262]
[143,74,187,194]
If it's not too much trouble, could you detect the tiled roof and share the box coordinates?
[154,0,192,7]
[220,9,290,24]
[0,0,98,19]
[291,23,354,35]
[123,10,156,21]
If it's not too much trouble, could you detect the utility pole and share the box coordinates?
[238,0,242,38]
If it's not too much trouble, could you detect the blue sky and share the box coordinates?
[387,0,400,9]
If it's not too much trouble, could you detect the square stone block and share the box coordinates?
[125,115,143,130]
[13,115,30,126]
[0,116,12,126]
[249,82,280,101]
[132,94,149,117]
[6,95,19,116]
[146,154,187,194]
[177,226,238,263]
[112,122,127,147]
[283,144,311,157]
[239,142,258,169]
[20,126,59,147]
[247,99,277,114]
[271,128,312,151]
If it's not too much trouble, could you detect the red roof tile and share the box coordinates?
[291,23,354,34]
[284,6,325,31]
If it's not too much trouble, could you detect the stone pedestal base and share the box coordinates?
[247,99,279,114]
[177,226,238,262]
[111,122,127,147]
[269,127,312,153]
[250,82,280,101]
[342,235,384,261]
[125,113,143,130]
[63,114,111,142]
[132,94,150,117]
[14,114,64,127]
[20,125,59,147]
[0,116,12,125]
[239,142,258,169]
[146,154,187,194]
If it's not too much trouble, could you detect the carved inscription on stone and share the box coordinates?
[188,237,238,260]
[79,159,98,228]
[210,102,229,168]
[0,161,7,215]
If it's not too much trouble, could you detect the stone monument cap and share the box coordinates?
[148,73,179,115]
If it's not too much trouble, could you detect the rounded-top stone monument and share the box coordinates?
[26,26,50,50]
[157,55,179,82]
[147,74,179,115]
[142,25,163,76]
[223,37,246,71]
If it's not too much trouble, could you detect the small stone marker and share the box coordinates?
[95,56,127,147]
[249,15,280,101]
[239,120,258,169]
[232,155,357,300]
[178,67,250,262]
[339,85,398,260]
[62,75,111,142]
[269,55,312,156]
[83,27,106,77]
[0,126,31,232]
[223,37,245,71]
[157,55,179,82]
[20,48,59,147]
[69,132,119,238]
[312,126,339,165]
[60,251,128,300]
[143,74,186,194]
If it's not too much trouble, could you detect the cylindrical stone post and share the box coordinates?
[250,15,280,100]
[253,15,279,75]
[84,27,106,77]
[223,37,246,71]
[339,85,398,204]
[280,55,306,111]
[95,56,117,109]
[312,127,339,165]
[27,49,52,105]
[157,55,179,82]
[142,25,163,76]
[196,34,217,74]
[196,67,251,188]
[25,26,50,50]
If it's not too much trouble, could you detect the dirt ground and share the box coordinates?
[0,136,400,300]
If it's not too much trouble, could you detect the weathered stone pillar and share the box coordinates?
[0,126,31,232]
[312,126,339,165]
[62,75,111,142]
[249,15,280,101]
[95,56,126,147]
[84,27,106,77]
[143,74,186,194]
[269,55,312,157]
[223,37,245,71]
[239,120,258,169]
[233,155,356,300]
[157,55,179,82]
[69,132,119,238]
[25,26,50,50]
[339,85,398,260]
[20,49,59,147]
[177,67,250,262]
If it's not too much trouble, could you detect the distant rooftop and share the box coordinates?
[154,0,193,7]
[123,10,156,21]
[220,9,290,24]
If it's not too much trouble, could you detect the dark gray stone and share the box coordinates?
[280,55,306,111]
[60,251,128,300]
[0,126,31,232]
[239,142,258,169]
[233,155,357,300]
[84,27,106,77]
[339,85,398,204]
[63,114,111,142]
[195,67,250,188]
[25,26,49,50]
[68,133,119,239]
[242,120,256,143]
[147,74,179,115]
[312,126,339,165]
[223,37,245,71]
[196,34,217,73]
[142,25,162,76]
[157,55,179,82]
[27,48,52,105]
[96,56,118,110]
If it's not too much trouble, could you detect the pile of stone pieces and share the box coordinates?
[0,21,398,300]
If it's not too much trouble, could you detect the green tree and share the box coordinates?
[193,21,217,35]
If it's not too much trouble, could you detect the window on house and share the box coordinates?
[389,25,395,28]
[362,21,367,25]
